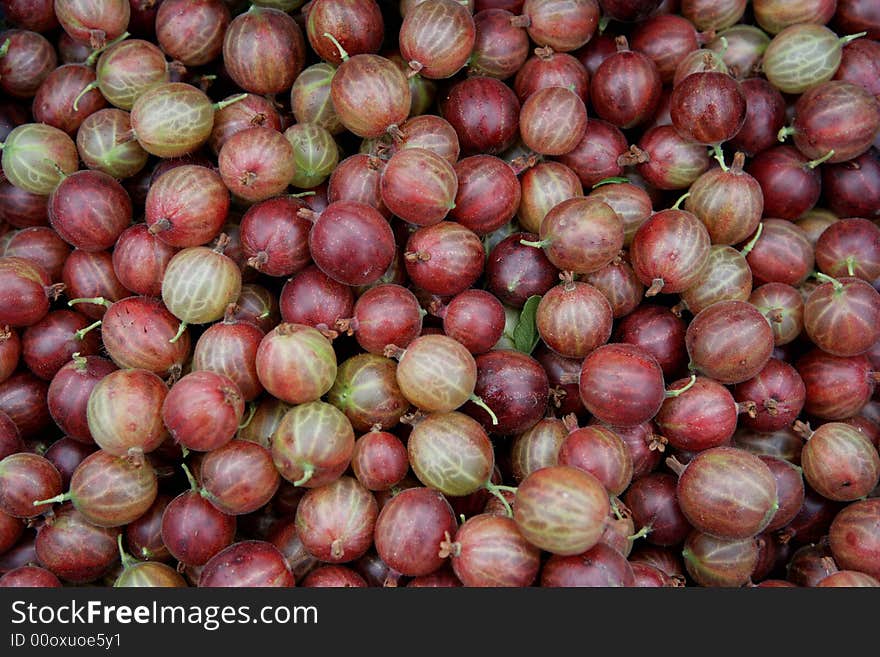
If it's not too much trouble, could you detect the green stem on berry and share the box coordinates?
[712,144,728,171]
[323,33,349,61]
[739,222,764,257]
[665,374,697,398]
[68,296,113,308]
[519,238,550,249]
[32,492,72,507]
[777,125,796,142]
[592,176,630,188]
[74,320,102,341]
[84,31,130,66]
[469,395,499,426]
[814,271,843,291]
[72,81,99,112]
[169,321,187,344]
[805,150,835,169]
[293,463,315,487]
[212,94,248,112]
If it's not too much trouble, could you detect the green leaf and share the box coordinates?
[513,295,542,354]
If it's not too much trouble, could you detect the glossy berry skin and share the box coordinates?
[655,377,740,453]
[162,371,244,452]
[579,343,666,427]
[803,277,880,358]
[399,0,476,79]
[801,423,880,502]
[404,222,485,297]
[514,465,610,556]
[630,209,711,297]
[536,280,613,359]
[463,349,550,436]
[308,201,396,288]
[676,446,779,540]
[535,197,624,275]
[373,487,457,577]
[685,300,774,385]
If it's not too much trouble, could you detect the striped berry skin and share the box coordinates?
[796,349,874,421]
[404,222,484,297]
[440,75,520,155]
[514,48,590,102]
[829,499,880,581]
[66,449,159,528]
[308,201,396,288]
[94,39,169,111]
[519,86,588,156]
[330,53,412,138]
[788,81,880,164]
[162,245,242,327]
[470,8,531,80]
[762,24,851,95]
[804,277,880,358]
[676,446,779,540]
[408,411,494,497]
[684,152,763,246]
[193,318,265,402]
[0,257,53,328]
[305,0,384,65]
[284,122,339,189]
[256,323,337,406]
[685,300,774,385]
[0,453,63,518]
[47,355,118,445]
[679,246,753,316]
[200,441,280,515]
[536,280,612,359]
[290,63,343,135]
[579,343,667,428]
[145,165,229,248]
[156,0,230,68]
[514,465,610,555]
[86,368,168,457]
[294,476,378,563]
[373,487,457,577]
[76,109,150,180]
[271,401,354,488]
[239,197,312,279]
[518,162,583,234]
[670,71,747,146]
[33,64,106,134]
[96,297,189,379]
[0,29,57,99]
[326,353,410,434]
[395,334,477,413]
[218,127,296,204]
[381,148,458,226]
[54,0,130,49]
[537,196,625,275]
[35,506,120,584]
[451,155,520,235]
[522,0,600,53]
[387,114,461,165]
[162,371,244,452]
[222,6,306,96]
[0,123,79,196]
[630,208,711,296]
[130,83,220,158]
[48,170,132,252]
[400,0,476,79]
[591,37,662,130]
[112,224,177,298]
[209,93,282,155]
